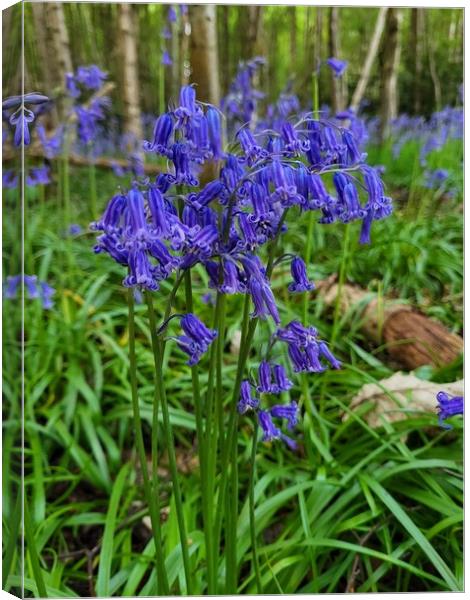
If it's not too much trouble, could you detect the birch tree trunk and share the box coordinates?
[31,2,58,125]
[46,2,73,82]
[410,8,425,114]
[189,5,220,105]
[379,8,403,140]
[328,7,344,113]
[350,7,388,112]
[117,4,143,146]
[425,12,442,111]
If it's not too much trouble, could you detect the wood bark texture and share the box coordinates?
[328,7,344,112]
[379,8,403,140]
[46,2,73,79]
[350,7,388,112]
[189,5,221,105]
[117,4,143,146]
[320,281,463,370]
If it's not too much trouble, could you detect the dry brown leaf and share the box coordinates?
[345,372,463,428]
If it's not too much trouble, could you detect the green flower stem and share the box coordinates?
[89,156,97,220]
[144,292,193,595]
[182,272,216,594]
[127,290,169,595]
[249,420,262,593]
[218,212,289,592]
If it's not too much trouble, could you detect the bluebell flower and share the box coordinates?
[270,401,298,429]
[270,160,304,207]
[4,275,22,298]
[318,341,341,369]
[4,275,54,309]
[176,313,217,365]
[236,128,267,166]
[162,51,172,66]
[288,257,315,293]
[206,107,224,160]
[281,121,310,155]
[10,108,35,146]
[76,65,107,90]
[143,113,174,155]
[2,92,49,111]
[148,239,180,275]
[24,275,39,298]
[359,166,393,244]
[37,124,63,158]
[237,380,260,414]
[68,224,82,235]
[174,85,203,135]
[66,73,81,98]
[248,278,280,324]
[125,187,150,242]
[168,5,177,22]
[91,193,127,233]
[2,170,18,189]
[257,410,297,450]
[188,180,225,210]
[342,129,364,165]
[123,248,159,290]
[39,281,55,309]
[162,26,172,39]
[272,364,293,392]
[436,391,464,429]
[147,185,171,237]
[257,361,275,394]
[26,165,51,186]
[168,142,199,186]
[326,57,348,78]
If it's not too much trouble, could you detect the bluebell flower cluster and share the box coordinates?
[3,274,55,309]
[237,365,298,449]
[436,391,463,429]
[92,82,392,449]
[65,66,110,146]
[26,164,51,186]
[221,57,266,130]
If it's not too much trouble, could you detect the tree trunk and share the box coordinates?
[31,2,58,126]
[189,5,220,105]
[315,7,323,69]
[328,7,344,113]
[220,5,231,93]
[425,12,442,111]
[379,8,402,140]
[169,4,181,101]
[350,7,388,112]
[117,4,143,147]
[46,2,73,82]
[410,8,425,114]
[290,7,297,64]
[240,5,262,61]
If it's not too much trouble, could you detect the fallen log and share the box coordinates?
[319,278,463,369]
